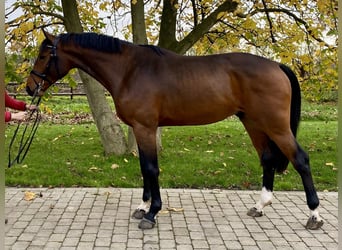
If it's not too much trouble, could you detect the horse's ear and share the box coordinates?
[42,29,55,43]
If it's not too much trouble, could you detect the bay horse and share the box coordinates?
[26,31,323,230]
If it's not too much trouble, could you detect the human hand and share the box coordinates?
[11,111,27,121]
[26,104,38,111]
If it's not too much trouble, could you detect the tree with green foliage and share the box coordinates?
[5,0,337,155]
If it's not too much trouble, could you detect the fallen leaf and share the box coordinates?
[24,191,36,201]
[167,207,184,212]
[325,162,334,167]
[52,136,61,142]
[243,181,251,188]
[111,164,120,169]
[124,158,128,163]
[103,191,111,197]
[88,167,99,172]
[159,207,185,214]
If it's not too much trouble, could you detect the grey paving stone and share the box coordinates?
[4,188,337,249]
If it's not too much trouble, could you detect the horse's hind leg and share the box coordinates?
[292,142,323,229]
[248,139,290,217]
[271,133,323,229]
[242,120,323,229]
[247,145,277,217]
[240,122,276,217]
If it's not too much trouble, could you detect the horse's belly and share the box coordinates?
[159,104,238,126]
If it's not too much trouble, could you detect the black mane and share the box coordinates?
[139,44,165,56]
[58,33,123,53]
[56,33,164,56]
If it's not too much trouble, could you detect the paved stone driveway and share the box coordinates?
[5,188,337,249]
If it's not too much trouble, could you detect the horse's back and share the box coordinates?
[161,52,291,123]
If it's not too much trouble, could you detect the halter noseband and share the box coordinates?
[30,36,61,93]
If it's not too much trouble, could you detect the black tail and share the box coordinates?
[267,64,302,173]
[279,63,301,137]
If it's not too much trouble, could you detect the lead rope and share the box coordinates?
[8,95,42,168]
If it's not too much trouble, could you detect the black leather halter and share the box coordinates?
[30,36,61,93]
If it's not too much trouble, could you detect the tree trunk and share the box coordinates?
[61,0,127,155]
[79,72,127,155]
[159,0,238,54]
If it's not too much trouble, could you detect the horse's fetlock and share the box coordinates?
[151,200,162,213]
[308,195,320,210]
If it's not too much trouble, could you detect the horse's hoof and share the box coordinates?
[138,217,156,230]
[305,216,324,230]
[247,207,263,217]
[132,209,146,220]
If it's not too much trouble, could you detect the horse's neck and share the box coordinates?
[66,47,125,96]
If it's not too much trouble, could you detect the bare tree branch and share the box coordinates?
[31,10,65,21]
[261,0,276,43]
[5,22,63,45]
[190,0,198,27]
[19,3,65,22]
[236,6,333,48]
[218,19,259,48]
[5,4,21,19]
[174,0,238,54]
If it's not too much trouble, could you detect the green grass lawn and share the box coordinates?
[4,96,338,191]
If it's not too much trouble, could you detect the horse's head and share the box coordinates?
[26,30,69,96]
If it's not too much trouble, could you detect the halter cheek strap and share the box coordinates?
[49,36,61,77]
[30,36,61,93]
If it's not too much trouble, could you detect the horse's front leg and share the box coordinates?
[131,182,151,220]
[133,126,162,229]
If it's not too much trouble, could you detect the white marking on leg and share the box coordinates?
[255,187,273,212]
[137,200,150,212]
[310,208,322,221]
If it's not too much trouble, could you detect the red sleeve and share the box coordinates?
[5,91,26,111]
[5,111,11,122]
